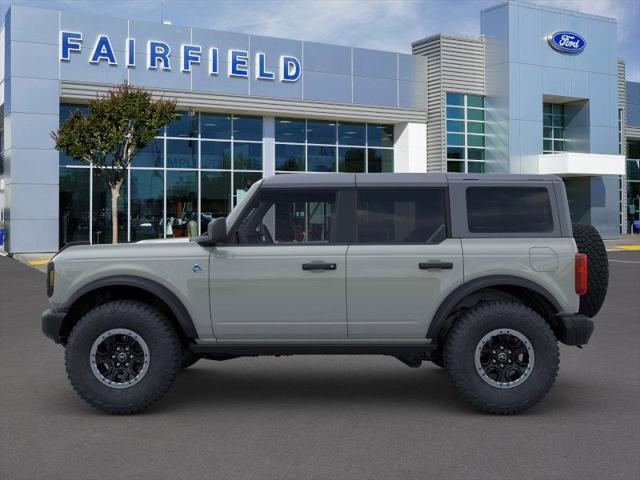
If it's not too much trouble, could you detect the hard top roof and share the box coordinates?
[259,173,561,189]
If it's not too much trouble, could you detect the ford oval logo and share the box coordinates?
[547,31,586,54]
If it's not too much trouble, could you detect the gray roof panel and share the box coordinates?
[356,173,447,187]
[259,173,562,190]
[260,173,356,189]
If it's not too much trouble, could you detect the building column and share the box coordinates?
[3,6,60,253]
[262,116,275,177]
[393,122,427,173]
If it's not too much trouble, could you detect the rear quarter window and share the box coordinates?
[466,187,554,234]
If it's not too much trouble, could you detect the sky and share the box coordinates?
[1,0,638,80]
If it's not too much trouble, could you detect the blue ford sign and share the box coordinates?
[547,31,586,54]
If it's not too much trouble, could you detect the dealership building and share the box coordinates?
[1,1,639,252]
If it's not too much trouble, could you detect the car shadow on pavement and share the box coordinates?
[153,360,576,415]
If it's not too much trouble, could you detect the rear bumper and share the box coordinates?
[556,313,594,346]
[41,308,68,344]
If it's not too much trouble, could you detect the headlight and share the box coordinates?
[47,262,55,297]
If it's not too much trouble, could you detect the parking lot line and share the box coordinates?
[28,260,49,266]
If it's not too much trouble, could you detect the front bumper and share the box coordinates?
[556,313,594,346]
[41,308,69,344]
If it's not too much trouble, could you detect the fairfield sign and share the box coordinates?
[59,31,302,82]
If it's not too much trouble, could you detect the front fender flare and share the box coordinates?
[65,275,198,338]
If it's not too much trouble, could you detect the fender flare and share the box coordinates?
[426,275,562,340]
[65,275,198,338]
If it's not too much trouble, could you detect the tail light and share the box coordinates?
[575,253,587,295]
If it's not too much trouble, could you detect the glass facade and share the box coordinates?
[445,92,486,173]
[274,118,394,173]
[543,103,565,154]
[627,140,640,232]
[58,104,263,246]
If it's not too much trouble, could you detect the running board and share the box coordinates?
[190,342,437,357]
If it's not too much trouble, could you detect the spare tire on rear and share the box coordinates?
[572,224,609,317]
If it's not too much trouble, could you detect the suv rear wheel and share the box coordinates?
[65,300,181,414]
[444,301,559,414]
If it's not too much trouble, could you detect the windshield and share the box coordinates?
[225,179,262,230]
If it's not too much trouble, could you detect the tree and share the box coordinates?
[52,83,176,244]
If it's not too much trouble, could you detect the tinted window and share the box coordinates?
[275,118,306,143]
[233,115,262,141]
[201,113,231,139]
[236,190,336,244]
[466,187,554,233]
[338,122,365,146]
[276,144,305,171]
[356,189,447,243]
[167,111,198,138]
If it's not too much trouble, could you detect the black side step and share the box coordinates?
[190,342,437,357]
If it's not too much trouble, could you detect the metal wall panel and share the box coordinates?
[412,34,485,172]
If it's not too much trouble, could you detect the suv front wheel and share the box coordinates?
[444,301,559,414]
[65,300,182,414]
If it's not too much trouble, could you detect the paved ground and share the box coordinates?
[1,252,638,480]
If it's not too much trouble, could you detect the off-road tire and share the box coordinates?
[180,349,201,370]
[444,301,559,414]
[65,300,181,414]
[572,223,609,318]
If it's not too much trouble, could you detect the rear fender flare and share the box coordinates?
[427,275,561,340]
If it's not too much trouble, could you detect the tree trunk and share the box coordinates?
[110,181,123,244]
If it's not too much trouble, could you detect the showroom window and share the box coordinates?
[627,140,640,232]
[445,93,486,173]
[543,103,565,154]
[274,118,394,173]
[58,104,262,246]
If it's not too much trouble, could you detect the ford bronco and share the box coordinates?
[42,173,608,414]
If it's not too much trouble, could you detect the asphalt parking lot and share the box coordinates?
[1,251,639,480]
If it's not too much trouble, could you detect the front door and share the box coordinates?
[210,188,348,339]
[346,187,464,339]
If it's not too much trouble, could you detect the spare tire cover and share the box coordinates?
[572,224,609,317]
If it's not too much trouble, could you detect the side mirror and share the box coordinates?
[207,217,227,244]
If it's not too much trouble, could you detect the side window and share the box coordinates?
[235,190,337,244]
[356,188,447,243]
[466,187,554,233]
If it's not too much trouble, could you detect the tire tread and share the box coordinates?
[444,301,559,415]
[65,300,181,415]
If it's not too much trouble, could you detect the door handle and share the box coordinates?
[419,261,453,270]
[302,262,337,271]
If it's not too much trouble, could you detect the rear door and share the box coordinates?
[346,187,463,339]
[210,188,348,339]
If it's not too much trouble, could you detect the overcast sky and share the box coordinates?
[1,0,638,80]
